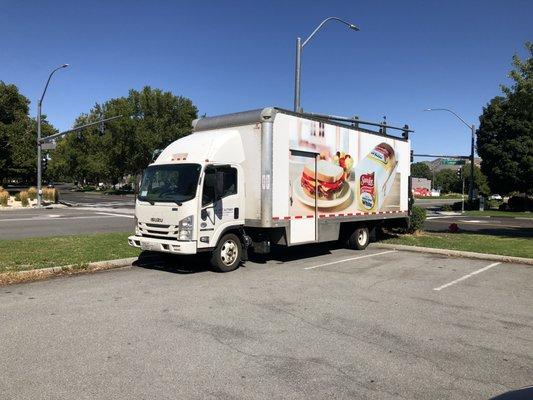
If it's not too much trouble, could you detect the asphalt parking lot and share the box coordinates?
[1,246,531,400]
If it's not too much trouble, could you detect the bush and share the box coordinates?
[14,192,20,202]
[43,187,59,203]
[408,206,426,233]
[499,203,510,211]
[19,190,29,207]
[0,190,8,207]
[27,186,37,200]
[441,204,453,211]
[508,195,532,211]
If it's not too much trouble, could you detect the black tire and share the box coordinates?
[348,226,370,250]
[210,233,242,272]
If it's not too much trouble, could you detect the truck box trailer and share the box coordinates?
[128,107,412,271]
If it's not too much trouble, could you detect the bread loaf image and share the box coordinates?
[354,143,398,212]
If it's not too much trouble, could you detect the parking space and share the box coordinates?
[1,247,531,399]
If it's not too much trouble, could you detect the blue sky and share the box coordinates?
[1,0,531,160]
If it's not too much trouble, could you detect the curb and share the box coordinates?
[0,257,138,286]
[372,243,533,265]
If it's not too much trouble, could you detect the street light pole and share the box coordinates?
[424,108,476,201]
[294,17,359,113]
[37,64,69,207]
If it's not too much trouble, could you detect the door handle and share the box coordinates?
[234,207,239,219]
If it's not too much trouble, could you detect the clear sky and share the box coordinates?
[1,0,531,160]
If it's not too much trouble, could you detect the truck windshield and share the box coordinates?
[138,163,201,204]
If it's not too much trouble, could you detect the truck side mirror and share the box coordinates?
[215,170,225,200]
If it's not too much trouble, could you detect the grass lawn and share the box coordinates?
[463,210,532,218]
[0,232,140,274]
[383,232,533,259]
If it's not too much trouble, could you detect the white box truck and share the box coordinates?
[128,108,412,271]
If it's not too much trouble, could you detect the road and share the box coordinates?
[414,198,459,209]
[0,207,133,239]
[1,247,531,399]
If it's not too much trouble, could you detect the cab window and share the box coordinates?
[202,165,237,206]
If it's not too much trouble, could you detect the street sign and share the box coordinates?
[41,141,57,150]
[442,159,465,165]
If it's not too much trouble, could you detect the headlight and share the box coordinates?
[134,214,140,235]
[178,215,194,240]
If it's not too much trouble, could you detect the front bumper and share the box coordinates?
[128,235,197,255]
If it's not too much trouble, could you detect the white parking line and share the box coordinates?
[433,262,501,291]
[304,250,397,270]
[96,212,134,218]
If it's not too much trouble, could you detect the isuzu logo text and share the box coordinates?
[150,217,163,223]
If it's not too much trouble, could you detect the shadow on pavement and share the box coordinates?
[490,386,533,400]
[249,242,338,264]
[133,251,211,274]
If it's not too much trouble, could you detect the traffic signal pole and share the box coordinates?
[469,124,475,201]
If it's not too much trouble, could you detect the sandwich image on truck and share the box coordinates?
[129,107,412,272]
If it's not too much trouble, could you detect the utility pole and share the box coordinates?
[294,17,359,113]
[423,108,476,201]
[37,64,69,207]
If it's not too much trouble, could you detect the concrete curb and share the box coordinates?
[372,243,533,265]
[0,257,138,286]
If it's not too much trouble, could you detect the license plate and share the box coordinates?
[140,241,156,251]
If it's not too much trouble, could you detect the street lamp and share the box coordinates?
[294,17,359,113]
[37,64,69,207]
[423,108,476,201]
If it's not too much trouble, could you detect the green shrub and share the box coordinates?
[408,206,426,233]
[19,190,29,207]
[0,190,8,207]
[27,186,37,200]
[441,204,453,211]
[508,195,532,211]
[14,192,21,202]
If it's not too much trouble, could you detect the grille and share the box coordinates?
[138,222,178,239]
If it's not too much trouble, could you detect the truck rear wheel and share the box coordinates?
[210,233,242,272]
[348,226,370,250]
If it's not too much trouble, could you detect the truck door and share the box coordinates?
[197,164,244,249]
[289,149,318,244]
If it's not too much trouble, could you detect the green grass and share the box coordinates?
[0,232,140,273]
[462,210,532,218]
[383,232,533,259]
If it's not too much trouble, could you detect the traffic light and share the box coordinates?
[410,150,414,162]
[456,168,461,178]
[42,157,48,173]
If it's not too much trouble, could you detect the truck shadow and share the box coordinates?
[490,386,533,400]
[133,251,211,274]
[249,242,339,264]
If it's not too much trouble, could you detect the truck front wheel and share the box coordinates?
[348,226,370,250]
[210,233,242,272]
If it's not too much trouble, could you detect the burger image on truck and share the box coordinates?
[129,107,412,272]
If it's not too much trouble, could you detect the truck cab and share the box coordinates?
[128,130,248,272]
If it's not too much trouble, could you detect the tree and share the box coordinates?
[49,87,198,185]
[457,163,490,196]
[476,42,533,195]
[410,162,432,179]
[0,82,56,184]
[434,169,459,194]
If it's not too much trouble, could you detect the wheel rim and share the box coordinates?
[220,239,238,266]
[357,230,367,245]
